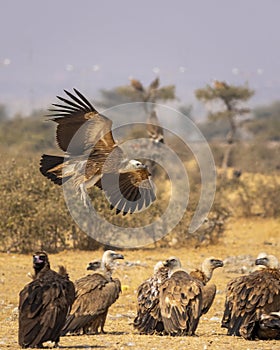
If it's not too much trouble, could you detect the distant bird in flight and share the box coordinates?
[40,89,156,215]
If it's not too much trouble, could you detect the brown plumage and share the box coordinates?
[130,78,144,92]
[149,77,160,90]
[213,80,229,89]
[18,251,75,348]
[133,261,168,334]
[190,257,223,315]
[257,312,280,340]
[146,110,164,144]
[40,88,156,215]
[159,257,203,336]
[61,250,124,335]
[221,253,280,340]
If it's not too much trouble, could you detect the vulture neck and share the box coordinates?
[201,263,214,283]
[101,260,114,276]
[34,262,50,277]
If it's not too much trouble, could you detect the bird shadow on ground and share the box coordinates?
[59,346,107,349]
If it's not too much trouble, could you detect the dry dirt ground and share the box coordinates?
[0,217,279,350]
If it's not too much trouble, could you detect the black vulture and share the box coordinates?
[18,251,75,348]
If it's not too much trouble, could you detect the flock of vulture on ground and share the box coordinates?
[18,250,280,348]
[18,86,278,347]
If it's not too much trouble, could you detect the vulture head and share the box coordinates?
[201,257,224,281]
[255,254,279,269]
[32,251,50,274]
[87,259,101,271]
[153,261,169,283]
[163,256,182,275]
[124,159,148,171]
[101,250,124,271]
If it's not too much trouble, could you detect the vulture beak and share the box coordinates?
[213,259,224,268]
[112,253,124,260]
[255,257,268,266]
[33,255,44,264]
[163,259,170,267]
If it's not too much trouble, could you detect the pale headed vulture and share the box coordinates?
[133,261,168,335]
[159,257,203,336]
[40,89,156,215]
[190,257,223,315]
[18,251,75,348]
[221,253,280,340]
[61,250,124,335]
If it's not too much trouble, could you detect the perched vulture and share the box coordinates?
[190,257,223,315]
[18,251,75,348]
[149,77,160,90]
[61,250,124,335]
[133,261,168,334]
[130,78,144,92]
[146,110,164,144]
[40,88,156,215]
[159,257,203,336]
[213,80,229,89]
[221,253,280,340]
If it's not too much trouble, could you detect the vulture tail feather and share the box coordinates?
[40,154,71,185]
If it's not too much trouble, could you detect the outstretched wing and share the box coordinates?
[96,168,156,215]
[48,88,116,155]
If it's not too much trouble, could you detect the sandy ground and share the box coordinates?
[0,217,279,350]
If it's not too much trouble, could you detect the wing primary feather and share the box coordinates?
[74,88,96,110]
[64,89,94,112]
[56,95,86,110]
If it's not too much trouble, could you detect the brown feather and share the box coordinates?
[40,89,156,215]
[159,270,202,336]
[18,253,75,348]
[222,259,280,339]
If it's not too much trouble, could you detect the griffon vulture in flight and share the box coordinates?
[146,110,164,144]
[190,257,223,315]
[18,251,75,348]
[133,261,168,335]
[40,88,156,215]
[61,250,124,335]
[221,253,280,340]
[159,257,203,336]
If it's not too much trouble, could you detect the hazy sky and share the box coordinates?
[1,0,280,116]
